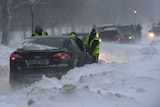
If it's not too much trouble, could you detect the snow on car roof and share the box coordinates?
[102,27,118,31]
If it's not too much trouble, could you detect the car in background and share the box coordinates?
[98,27,126,43]
[117,24,136,42]
[97,24,142,43]
[9,36,92,88]
[148,23,160,38]
[118,24,142,42]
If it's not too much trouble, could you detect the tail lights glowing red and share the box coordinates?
[117,37,121,41]
[10,54,24,61]
[52,52,69,60]
[11,57,16,61]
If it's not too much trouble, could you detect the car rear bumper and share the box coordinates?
[10,67,70,84]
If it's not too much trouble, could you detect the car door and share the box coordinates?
[68,38,84,67]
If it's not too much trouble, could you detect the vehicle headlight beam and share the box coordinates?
[149,32,155,38]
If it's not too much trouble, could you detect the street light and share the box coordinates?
[134,9,137,25]
[31,4,34,33]
[29,0,36,33]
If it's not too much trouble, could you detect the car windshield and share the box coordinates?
[23,38,64,48]
[118,26,134,34]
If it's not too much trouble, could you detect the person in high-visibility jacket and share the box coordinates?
[86,29,100,63]
[32,25,48,37]
[70,32,84,51]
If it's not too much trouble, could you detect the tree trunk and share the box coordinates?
[1,0,12,45]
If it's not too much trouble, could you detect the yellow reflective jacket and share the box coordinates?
[33,30,47,36]
[86,34,100,55]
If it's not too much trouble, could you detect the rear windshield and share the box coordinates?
[23,38,64,48]
[118,26,133,34]
[99,30,118,38]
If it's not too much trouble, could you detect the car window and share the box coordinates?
[77,33,88,42]
[69,39,81,52]
[100,30,118,37]
[24,38,64,48]
[77,35,84,40]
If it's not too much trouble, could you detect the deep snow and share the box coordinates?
[0,34,160,107]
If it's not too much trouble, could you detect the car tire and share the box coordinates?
[73,58,80,68]
[9,76,20,90]
[10,76,29,90]
[9,71,25,90]
[71,56,82,69]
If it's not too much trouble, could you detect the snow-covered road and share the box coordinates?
[0,37,160,107]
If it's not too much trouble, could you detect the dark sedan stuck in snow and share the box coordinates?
[9,36,92,87]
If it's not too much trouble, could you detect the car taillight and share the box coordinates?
[117,37,121,41]
[52,52,69,60]
[10,54,24,61]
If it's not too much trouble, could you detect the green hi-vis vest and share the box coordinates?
[86,34,100,55]
[34,30,47,36]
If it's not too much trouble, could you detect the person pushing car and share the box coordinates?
[86,28,100,63]
[70,32,84,51]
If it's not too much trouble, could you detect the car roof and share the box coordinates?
[76,32,88,35]
[21,36,72,49]
[26,35,72,39]
[97,24,116,28]
[117,24,133,27]
[100,27,118,31]
[62,32,88,35]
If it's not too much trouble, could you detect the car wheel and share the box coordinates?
[9,76,20,90]
[10,76,29,90]
[73,58,79,68]
[9,71,25,90]
[71,57,82,68]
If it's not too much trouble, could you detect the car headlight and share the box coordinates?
[99,38,102,42]
[128,36,132,39]
[128,35,135,40]
[149,32,155,38]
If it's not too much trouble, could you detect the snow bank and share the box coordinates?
[0,38,160,107]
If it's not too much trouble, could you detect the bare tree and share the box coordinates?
[0,0,13,45]
[0,0,159,45]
